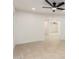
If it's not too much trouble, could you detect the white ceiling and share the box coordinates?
[14,0,65,14]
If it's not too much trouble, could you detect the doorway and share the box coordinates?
[44,19,61,40]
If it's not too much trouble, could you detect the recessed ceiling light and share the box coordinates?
[32,8,36,11]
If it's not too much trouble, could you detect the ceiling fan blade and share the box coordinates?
[56,2,65,7]
[45,0,53,7]
[42,6,51,8]
[57,8,65,10]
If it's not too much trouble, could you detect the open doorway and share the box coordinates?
[44,19,61,40]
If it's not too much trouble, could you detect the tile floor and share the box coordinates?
[14,40,65,59]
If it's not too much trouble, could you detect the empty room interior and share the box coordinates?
[13,0,65,59]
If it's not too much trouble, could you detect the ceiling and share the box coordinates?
[14,0,65,14]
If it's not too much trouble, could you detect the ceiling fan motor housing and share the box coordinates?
[53,10,55,12]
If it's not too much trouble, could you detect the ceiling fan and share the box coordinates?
[42,0,65,12]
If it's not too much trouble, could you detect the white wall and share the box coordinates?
[14,10,65,44]
[13,7,16,48]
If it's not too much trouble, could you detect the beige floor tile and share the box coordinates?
[14,40,65,59]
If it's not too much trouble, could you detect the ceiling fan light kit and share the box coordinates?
[42,0,65,12]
